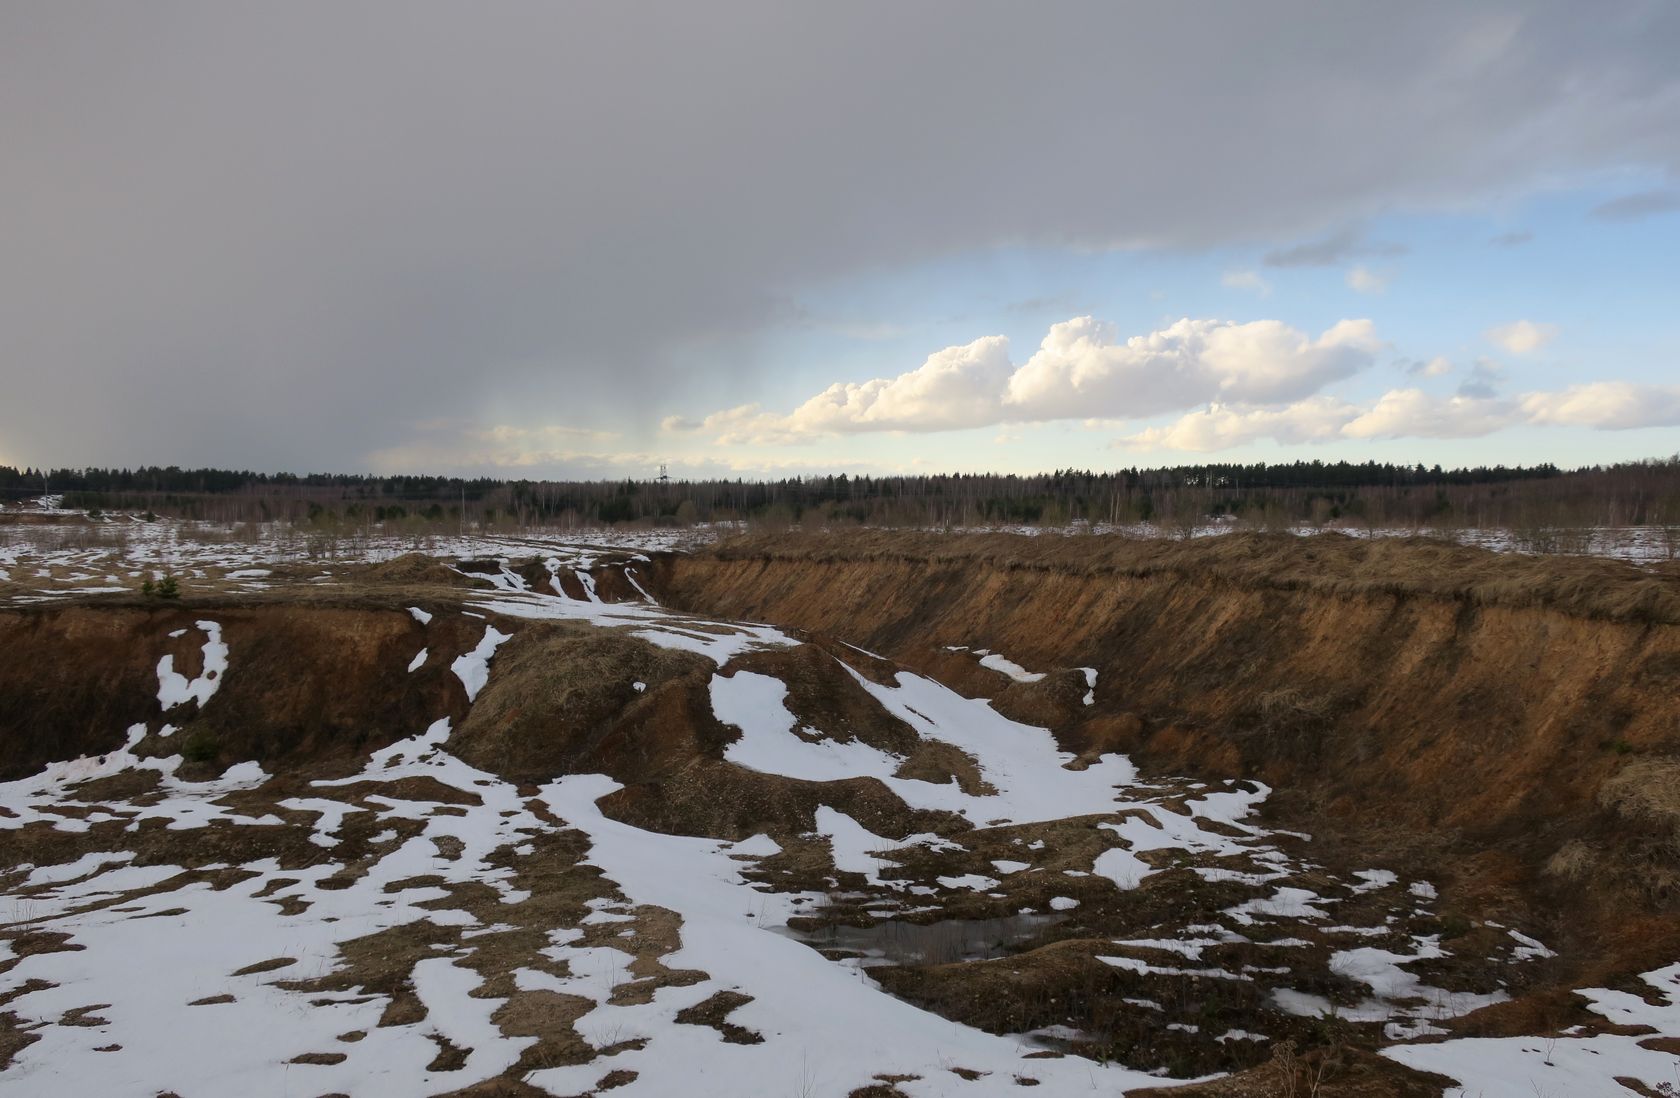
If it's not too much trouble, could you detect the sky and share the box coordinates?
[2,1,1678,479]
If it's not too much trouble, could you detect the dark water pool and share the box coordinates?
[779,911,1064,966]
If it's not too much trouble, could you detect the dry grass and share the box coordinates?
[1544,839,1599,882]
[703,529,1680,625]
[361,552,481,587]
[1257,688,1334,727]
[1598,757,1680,828]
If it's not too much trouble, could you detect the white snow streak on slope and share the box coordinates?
[575,569,601,602]
[1383,963,1680,1097]
[836,663,1140,826]
[715,665,1148,826]
[809,807,955,890]
[1092,788,1272,892]
[815,806,909,886]
[976,651,1044,683]
[451,624,511,701]
[713,663,1280,900]
[475,590,797,666]
[528,774,1191,1098]
[1269,938,1509,1030]
[713,672,902,783]
[155,620,227,709]
[621,566,657,603]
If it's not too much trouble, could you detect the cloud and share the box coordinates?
[784,335,1014,435]
[1590,190,1680,221]
[1120,390,1514,451]
[1341,390,1514,439]
[1485,320,1558,354]
[364,422,625,473]
[1403,356,1454,378]
[1004,317,1379,421]
[1262,227,1407,268]
[1519,382,1680,429]
[1346,266,1388,294]
[3,4,1679,469]
[684,315,1382,442]
[680,316,1379,442]
[685,336,1016,445]
[468,424,620,445]
[1116,381,1680,452]
[1222,270,1271,296]
[1488,230,1534,247]
[1005,294,1080,315]
[1118,397,1359,451]
[1455,357,1507,399]
[683,404,819,448]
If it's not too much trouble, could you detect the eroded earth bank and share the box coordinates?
[2,531,1679,1096]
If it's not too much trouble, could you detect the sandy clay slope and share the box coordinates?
[1,531,1678,1096]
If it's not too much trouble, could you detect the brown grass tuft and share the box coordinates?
[1598,757,1680,828]
[1544,839,1598,881]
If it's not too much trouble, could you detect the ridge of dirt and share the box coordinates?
[648,530,1680,979]
[677,528,1680,624]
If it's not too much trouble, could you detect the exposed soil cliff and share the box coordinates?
[648,531,1680,983]
[6,536,1679,1094]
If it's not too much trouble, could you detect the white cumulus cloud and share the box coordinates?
[1118,396,1360,451]
[1342,389,1514,439]
[1119,389,1517,451]
[785,335,1014,434]
[1002,316,1379,421]
[1221,270,1271,296]
[1346,265,1388,294]
[680,316,1381,442]
[1519,382,1680,429]
[1485,319,1558,354]
[1115,380,1680,453]
[1405,356,1454,378]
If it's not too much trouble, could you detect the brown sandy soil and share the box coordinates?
[3,534,1679,1094]
[646,530,1680,978]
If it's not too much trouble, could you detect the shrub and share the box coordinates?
[142,575,181,599]
[1438,912,1473,940]
[179,729,217,764]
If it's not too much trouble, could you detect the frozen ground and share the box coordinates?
[919,517,1680,563]
[1383,963,1680,1096]
[1,527,1675,1094]
[0,515,722,600]
[2,507,1675,602]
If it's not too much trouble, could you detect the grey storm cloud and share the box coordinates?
[1590,189,1680,221]
[2,0,1680,471]
[1261,227,1409,269]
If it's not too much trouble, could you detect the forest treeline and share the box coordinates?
[2,457,1678,533]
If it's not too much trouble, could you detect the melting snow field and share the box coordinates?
[0,596,1179,1095]
[524,776,1182,1098]
[1383,964,1680,1097]
[2,528,1675,1095]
